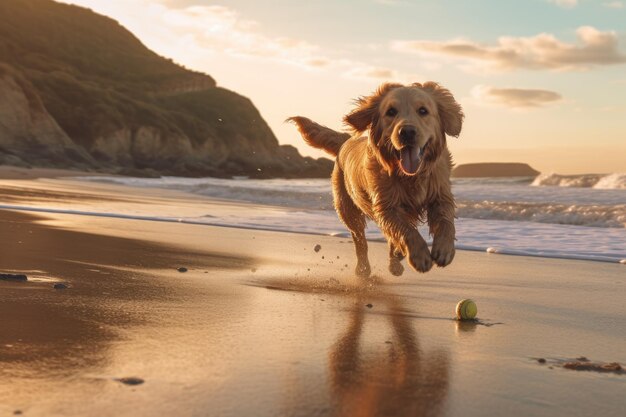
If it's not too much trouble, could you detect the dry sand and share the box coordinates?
[0,172,625,417]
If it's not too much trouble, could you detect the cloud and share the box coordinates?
[141,4,327,67]
[548,0,578,8]
[603,1,624,8]
[391,26,626,72]
[58,0,409,83]
[472,86,563,108]
[345,66,395,80]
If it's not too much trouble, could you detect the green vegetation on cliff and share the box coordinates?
[0,0,331,177]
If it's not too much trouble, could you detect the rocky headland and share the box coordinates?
[0,0,332,178]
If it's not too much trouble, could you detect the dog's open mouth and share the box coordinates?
[398,145,424,175]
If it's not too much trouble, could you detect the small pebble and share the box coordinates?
[53,283,68,290]
[13,411,22,415]
[116,377,144,385]
[314,244,321,252]
[366,303,373,308]
[0,273,28,282]
[537,358,546,364]
[251,268,257,273]
[177,267,188,273]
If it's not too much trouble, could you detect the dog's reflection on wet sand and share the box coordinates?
[328,292,450,417]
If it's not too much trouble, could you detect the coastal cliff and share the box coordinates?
[0,0,332,178]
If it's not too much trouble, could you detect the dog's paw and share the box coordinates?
[389,259,404,276]
[408,247,433,273]
[355,262,371,278]
[431,237,455,267]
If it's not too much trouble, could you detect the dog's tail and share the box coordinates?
[287,116,350,157]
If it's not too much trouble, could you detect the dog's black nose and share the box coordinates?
[399,126,417,144]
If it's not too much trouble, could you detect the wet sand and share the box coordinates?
[1,177,625,417]
[0,166,104,180]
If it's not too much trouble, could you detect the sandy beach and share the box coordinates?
[1,171,625,417]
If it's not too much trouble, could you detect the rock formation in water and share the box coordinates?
[452,163,540,178]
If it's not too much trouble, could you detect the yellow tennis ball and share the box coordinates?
[456,299,477,320]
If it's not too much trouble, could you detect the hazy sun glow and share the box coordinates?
[58,0,626,174]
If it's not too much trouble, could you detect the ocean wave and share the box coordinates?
[456,201,625,228]
[532,173,626,189]
[82,176,335,210]
[78,175,625,228]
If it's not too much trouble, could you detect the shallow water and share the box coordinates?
[0,175,624,263]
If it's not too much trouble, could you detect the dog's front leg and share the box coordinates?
[427,196,456,267]
[375,207,432,273]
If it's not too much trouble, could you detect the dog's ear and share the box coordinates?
[422,82,464,137]
[344,83,401,133]
[369,118,396,175]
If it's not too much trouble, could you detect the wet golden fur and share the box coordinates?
[290,82,463,276]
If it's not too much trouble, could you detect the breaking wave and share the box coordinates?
[532,173,626,189]
[457,201,625,228]
[80,175,626,228]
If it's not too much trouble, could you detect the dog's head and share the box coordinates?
[344,82,463,176]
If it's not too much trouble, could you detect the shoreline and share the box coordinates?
[0,168,623,264]
[0,202,623,265]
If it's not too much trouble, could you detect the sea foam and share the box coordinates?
[532,172,626,189]
[45,173,622,263]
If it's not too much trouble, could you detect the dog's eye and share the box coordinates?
[418,107,429,116]
[386,107,398,117]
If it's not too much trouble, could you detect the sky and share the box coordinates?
[58,0,626,174]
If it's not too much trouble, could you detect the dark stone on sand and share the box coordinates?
[0,273,27,281]
[314,244,321,252]
[177,267,188,273]
[537,358,546,364]
[366,303,373,308]
[562,360,623,374]
[14,411,22,415]
[53,283,68,289]
[116,377,145,385]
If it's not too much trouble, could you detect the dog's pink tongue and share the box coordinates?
[400,146,420,175]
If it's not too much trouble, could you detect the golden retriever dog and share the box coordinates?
[289,82,463,277]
